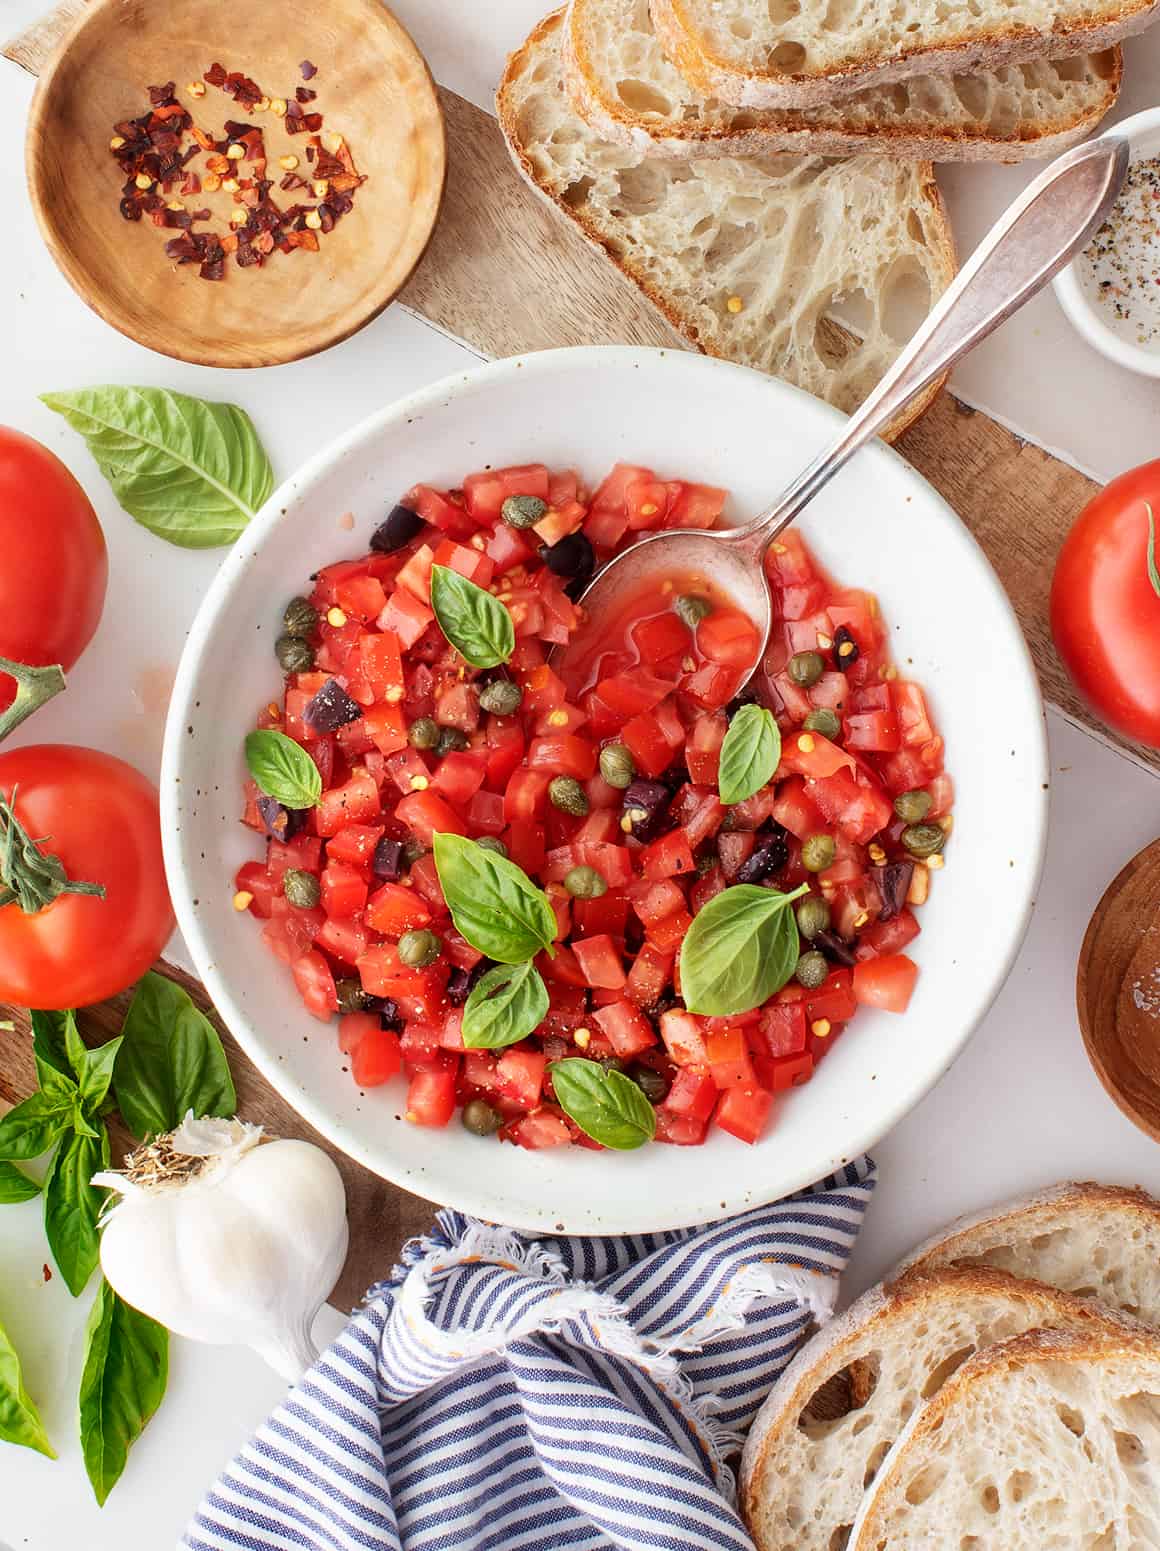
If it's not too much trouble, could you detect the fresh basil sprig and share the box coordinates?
[719,703,781,806]
[550,1060,656,1150]
[44,1127,110,1297]
[41,386,273,549]
[680,882,810,1016]
[114,972,237,1141]
[433,834,557,963]
[0,1318,55,1458]
[462,961,549,1049]
[0,1162,40,1204]
[430,564,515,669]
[79,1278,168,1506]
[244,729,322,811]
[0,1086,75,1160]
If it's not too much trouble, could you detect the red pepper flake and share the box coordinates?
[42,1263,52,1283]
[299,59,317,79]
[295,87,317,103]
[204,61,227,87]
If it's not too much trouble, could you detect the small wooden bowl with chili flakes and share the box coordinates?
[26,0,445,368]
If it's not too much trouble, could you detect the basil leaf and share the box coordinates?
[430,564,515,669]
[0,1317,55,1458]
[244,729,321,811]
[44,1125,109,1297]
[0,1162,40,1204]
[40,386,273,549]
[79,1278,168,1505]
[433,833,556,963]
[719,704,781,806]
[680,882,810,1016]
[550,1059,656,1150]
[30,1008,73,1082]
[62,1019,122,1118]
[0,1090,74,1161]
[462,961,549,1050]
[114,973,237,1142]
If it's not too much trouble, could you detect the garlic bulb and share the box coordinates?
[93,1114,348,1381]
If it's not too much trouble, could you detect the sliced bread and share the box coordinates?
[895,1179,1160,1323]
[497,10,956,433]
[739,1265,1133,1551]
[565,0,1122,161]
[649,0,1159,108]
[849,1325,1160,1549]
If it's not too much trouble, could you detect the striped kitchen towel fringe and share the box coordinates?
[185,1157,875,1551]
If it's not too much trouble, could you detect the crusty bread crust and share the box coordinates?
[739,1265,1135,1551]
[849,1322,1160,1549]
[564,0,1121,161]
[497,11,956,442]
[651,0,1156,108]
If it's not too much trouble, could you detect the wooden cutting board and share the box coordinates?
[0,1,1150,1297]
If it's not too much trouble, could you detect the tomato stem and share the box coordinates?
[0,787,105,913]
[0,656,67,744]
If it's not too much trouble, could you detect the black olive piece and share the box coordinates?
[875,860,914,922]
[631,1065,671,1104]
[304,677,363,733]
[660,762,690,792]
[815,929,857,967]
[621,779,673,841]
[736,828,789,884]
[370,504,423,554]
[725,686,761,718]
[379,998,404,1032]
[541,530,595,586]
[648,993,681,1021]
[445,958,495,1007]
[257,794,307,841]
[372,837,404,881]
[833,625,860,671]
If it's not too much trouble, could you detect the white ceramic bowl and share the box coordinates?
[162,347,1047,1235]
[1053,108,1160,377]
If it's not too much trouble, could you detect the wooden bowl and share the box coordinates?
[1077,838,1160,1142]
[26,0,445,367]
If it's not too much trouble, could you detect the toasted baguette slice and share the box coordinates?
[498,10,956,434]
[896,1180,1160,1323]
[739,1266,1134,1551]
[849,1325,1160,1548]
[650,0,1158,108]
[566,0,1121,161]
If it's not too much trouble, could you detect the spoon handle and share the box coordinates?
[736,135,1128,552]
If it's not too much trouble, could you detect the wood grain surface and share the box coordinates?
[1,1,1152,1288]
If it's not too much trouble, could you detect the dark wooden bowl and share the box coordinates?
[26,0,445,367]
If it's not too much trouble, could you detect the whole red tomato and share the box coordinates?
[1051,460,1160,748]
[0,428,107,729]
[0,746,174,1008]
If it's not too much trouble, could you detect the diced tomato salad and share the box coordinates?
[236,461,950,1151]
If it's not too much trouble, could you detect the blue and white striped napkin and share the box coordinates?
[185,1158,875,1551]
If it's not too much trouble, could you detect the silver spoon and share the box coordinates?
[556,136,1128,688]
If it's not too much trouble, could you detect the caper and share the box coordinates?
[436,726,470,756]
[795,950,829,990]
[408,716,440,751]
[476,836,508,858]
[283,868,321,909]
[275,634,315,674]
[549,776,589,816]
[335,977,371,1015]
[282,596,318,638]
[902,823,945,859]
[695,853,718,877]
[401,837,428,868]
[893,789,932,825]
[599,743,635,790]
[674,594,713,630]
[564,864,607,899]
[462,1098,502,1136]
[803,708,841,740]
[631,1066,671,1104]
[502,494,548,529]
[397,928,442,968]
[478,678,523,716]
[801,833,836,873]
[788,650,825,688]
[796,894,832,940]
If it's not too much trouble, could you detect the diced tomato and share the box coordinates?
[631,610,690,661]
[697,608,760,668]
[623,702,683,779]
[654,1110,708,1146]
[629,878,685,926]
[808,768,893,845]
[338,1011,377,1055]
[780,731,857,779]
[506,821,547,877]
[718,831,756,881]
[526,734,596,781]
[855,907,920,961]
[806,969,858,1027]
[507,1109,572,1148]
[593,1001,657,1058]
[365,881,431,937]
[595,671,672,719]
[573,890,630,938]
[578,842,633,889]
[503,767,550,824]
[326,824,385,865]
[572,934,626,990]
[624,942,673,1007]
[686,712,727,785]
[432,538,495,590]
[659,1010,707,1066]
[704,1026,757,1089]
[715,1086,774,1144]
[497,1047,546,1109]
[405,1068,457,1127]
[767,1051,814,1091]
[395,789,466,845]
[378,587,435,648]
[640,829,694,880]
[356,631,404,701]
[234,861,276,918]
[759,1001,807,1057]
[462,464,549,522]
[668,482,727,528]
[432,750,487,806]
[662,1067,717,1122]
[853,954,919,1012]
[316,914,371,966]
[925,773,954,819]
[320,861,369,919]
[645,907,691,954]
[351,1025,403,1087]
[292,950,338,1021]
[315,769,381,837]
[336,573,387,624]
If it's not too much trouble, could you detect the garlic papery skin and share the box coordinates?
[93,1113,349,1382]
